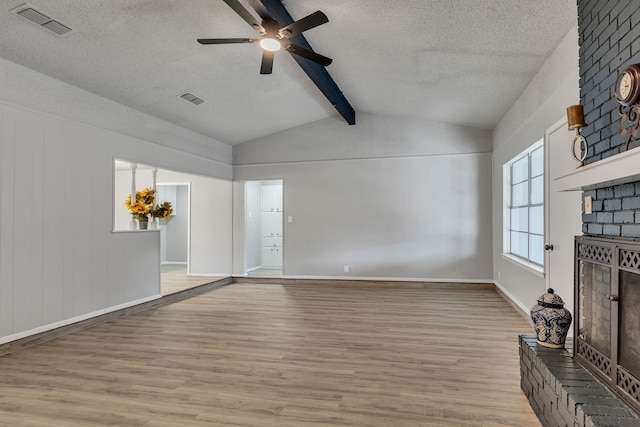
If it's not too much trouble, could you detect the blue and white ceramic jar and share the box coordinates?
[530,288,572,349]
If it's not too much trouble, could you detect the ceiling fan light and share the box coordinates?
[260,37,281,52]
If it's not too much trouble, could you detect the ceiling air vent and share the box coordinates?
[179,92,205,105]
[12,4,72,36]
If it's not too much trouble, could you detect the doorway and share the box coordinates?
[244,180,284,276]
[157,183,189,267]
[545,117,583,331]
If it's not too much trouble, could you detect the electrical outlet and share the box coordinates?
[343,265,350,273]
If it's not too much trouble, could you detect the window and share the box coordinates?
[503,139,544,270]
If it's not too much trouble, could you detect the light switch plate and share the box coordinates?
[585,196,593,214]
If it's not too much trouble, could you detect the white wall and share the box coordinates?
[114,167,133,231]
[234,112,492,164]
[0,60,232,344]
[233,112,493,281]
[492,26,580,309]
[156,170,233,276]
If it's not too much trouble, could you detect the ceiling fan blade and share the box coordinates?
[278,11,328,39]
[260,50,275,74]
[245,0,272,21]
[222,0,264,31]
[285,44,332,67]
[197,38,255,45]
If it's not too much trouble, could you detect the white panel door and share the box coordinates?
[545,118,583,319]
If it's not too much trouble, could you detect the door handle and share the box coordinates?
[544,244,554,251]
[607,294,619,301]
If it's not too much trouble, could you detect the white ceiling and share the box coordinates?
[0,0,577,145]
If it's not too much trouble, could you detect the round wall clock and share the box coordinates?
[615,64,640,106]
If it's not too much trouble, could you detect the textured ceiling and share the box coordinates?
[0,0,577,145]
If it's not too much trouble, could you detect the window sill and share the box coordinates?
[501,253,545,278]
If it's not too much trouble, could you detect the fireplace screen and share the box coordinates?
[578,260,611,358]
[575,236,640,412]
[620,270,640,380]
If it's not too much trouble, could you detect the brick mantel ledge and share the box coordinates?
[519,335,639,426]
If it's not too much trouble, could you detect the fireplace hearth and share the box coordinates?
[575,236,640,414]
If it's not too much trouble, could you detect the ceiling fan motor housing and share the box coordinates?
[261,18,280,36]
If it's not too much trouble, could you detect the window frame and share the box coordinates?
[502,139,545,274]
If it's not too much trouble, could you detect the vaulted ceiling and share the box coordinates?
[0,0,577,145]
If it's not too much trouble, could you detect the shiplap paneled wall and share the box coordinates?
[0,101,232,344]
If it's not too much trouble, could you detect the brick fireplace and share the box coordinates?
[574,0,640,412]
[519,1,640,425]
[522,150,640,425]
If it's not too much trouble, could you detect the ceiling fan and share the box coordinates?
[197,0,332,74]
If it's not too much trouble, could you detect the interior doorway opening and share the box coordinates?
[157,182,192,293]
[157,183,189,268]
[244,180,284,277]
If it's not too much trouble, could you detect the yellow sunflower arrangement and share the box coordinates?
[124,187,156,221]
[151,201,173,219]
[125,187,173,223]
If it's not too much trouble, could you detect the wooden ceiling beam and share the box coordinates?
[258,0,356,125]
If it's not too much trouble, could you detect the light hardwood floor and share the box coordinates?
[161,264,225,296]
[0,282,540,426]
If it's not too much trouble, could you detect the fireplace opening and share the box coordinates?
[575,236,640,413]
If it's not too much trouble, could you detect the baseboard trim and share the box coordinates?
[188,272,232,277]
[0,294,161,346]
[493,280,532,323]
[0,277,232,357]
[232,276,495,289]
[232,273,494,284]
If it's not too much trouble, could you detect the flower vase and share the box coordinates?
[149,218,158,230]
[138,217,149,230]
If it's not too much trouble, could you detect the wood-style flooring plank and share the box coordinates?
[161,264,223,296]
[0,282,539,426]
